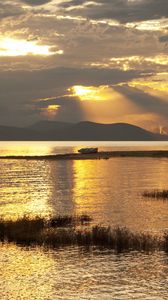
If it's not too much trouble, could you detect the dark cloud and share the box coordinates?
[59,0,168,23]
[0,66,149,126]
[36,96,86,123]
[60,0,86,7]
[0,0,167,128]
[20,0,52,6]
[0,67,146,94]
[159,35,168,42]
[0,2,23,19]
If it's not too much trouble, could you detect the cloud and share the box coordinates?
[36,95,86,122]
[0,66,149,126]
[0,67,148,94]
[1,13,166,73]
[0,66,167,129]
[159,35,168,42]
[20,0,52,6]
[36,84,168,126]
[0,2,166,73]
[59,0,168,23]
[114,84,168,120]
[0,2,23,19]
[0,0,167,129]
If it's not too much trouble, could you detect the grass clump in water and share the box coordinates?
[143,190,168,199]
[0,214,92,245]
[0,215,164,253]
[75,226,159,252]
[0,216,45,245]
[50,214,92,227]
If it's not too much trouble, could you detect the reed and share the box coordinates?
[0,215,92,244]
[0,215,166,252]
[143,190,168,199]
[0,216,45,245]
[75,226,160,252]
[50,214,92,227]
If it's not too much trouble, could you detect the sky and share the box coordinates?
[0,0,168,133]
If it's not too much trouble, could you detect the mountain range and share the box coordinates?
[0,121,167,141]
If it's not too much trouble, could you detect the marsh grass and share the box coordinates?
[143,190,168,199]
[0,216,45,245]
[0,215,167,253]
[0,215,92,245]
[50,214,92,227]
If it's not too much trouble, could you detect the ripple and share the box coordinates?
[1,245,168,300]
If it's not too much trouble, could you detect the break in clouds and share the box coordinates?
[0,0,167,132]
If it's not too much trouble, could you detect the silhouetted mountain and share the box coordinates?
[29,121,71,132]
[0,125,38,141]
[0,121,167,141]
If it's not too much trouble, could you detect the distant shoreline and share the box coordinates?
[1,150,168,160]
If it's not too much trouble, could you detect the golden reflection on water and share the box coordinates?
[1,143,168,299]
[1,141,168,157]
[1,244,168,300]
[47,160,75,216]
[1,143,168,232]
[0,159,53,219]
[0,142,53,156]
[72,158,168,231]
[0,244,55,300]
[73,159,105,217]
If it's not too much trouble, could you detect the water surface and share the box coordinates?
[1,244,168,300]
[0,142,168,233]
[0,141,168,156]
[1,141,168,300]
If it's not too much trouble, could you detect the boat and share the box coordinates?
[78,147,98,154]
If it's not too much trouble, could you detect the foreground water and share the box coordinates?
[1,244,168,300]
[1,141,168,299]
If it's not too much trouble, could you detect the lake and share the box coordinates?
[1,141,168,299]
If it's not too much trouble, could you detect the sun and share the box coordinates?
[0,37,63,57]
[71,85,109,101]
[73,86,94,97]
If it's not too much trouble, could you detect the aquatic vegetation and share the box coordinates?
[0,215,167,253]
[0,216,45,245]
[143,190,168,199]
[50,214,92,227]
[0,215,92,245]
